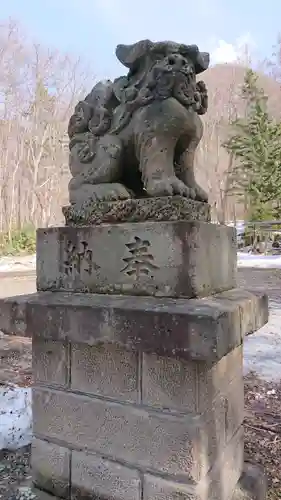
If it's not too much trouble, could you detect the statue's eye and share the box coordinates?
[168,55,186,66]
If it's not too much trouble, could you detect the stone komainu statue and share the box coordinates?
[68,40,210,206]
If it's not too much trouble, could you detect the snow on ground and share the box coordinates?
[243,302,281,382]
[238,252,281,269]
[0,386,32,450]
[0,251,281,273]
[0,254,36,273]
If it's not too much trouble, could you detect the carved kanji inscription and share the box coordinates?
[121,236,158,279]
[63,240,95,276]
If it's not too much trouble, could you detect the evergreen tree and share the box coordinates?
[224,69,281,220]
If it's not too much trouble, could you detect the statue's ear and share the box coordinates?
[116,40,154,69]
[195,52,210,73]
[180,44,210,74]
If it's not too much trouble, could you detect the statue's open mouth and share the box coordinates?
[152,63,194,84]
[180,66,194,77]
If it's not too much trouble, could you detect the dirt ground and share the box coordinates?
[244,375,281,499]
[0,269,281,499]
[0,272,35,299]
[0,333,32,500]
[0,334,32,388]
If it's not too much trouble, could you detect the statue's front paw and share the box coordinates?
[69,182,132,206]
[101,183,133,201]
[194,185,208,202]
[145,177,194,198]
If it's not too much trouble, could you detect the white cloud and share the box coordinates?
[210,33,256,65]
[82,2,257,72]
[211,40,239,64]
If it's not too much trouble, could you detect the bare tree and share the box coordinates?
[195,68,242,222]
[0,19,94,236]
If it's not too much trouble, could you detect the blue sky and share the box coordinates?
[2,0,281,78]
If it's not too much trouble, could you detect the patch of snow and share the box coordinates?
[227,220,245,231]
[0,254,36,273]
[0,386,32,450]
[244,331,281,381]
[243,295,281,381]
[226,221,246,244]
[238,252,281,269]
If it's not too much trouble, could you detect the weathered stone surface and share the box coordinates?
[232,463,267,500]
[143,475,198,500]
[142,352,197,411]
[67,41,210,207]
[197,352,244,458]
[143,426,243,500]
[71,450,141,500]
[0,289,268,362]
[203,394,226,463]
[0,294,27,336]
[197,346,242,409]
[30,341,246,500]
[33,339,69,388]
[142,346,243,415]
[33,387,207,480]
[71,343,139,402]
[202,376,244,468]
[36,222,236,298]
[31,427,244,500]
[32,438,70,498]
[141,349,244,465]
[207,427,244,500]
[31,456,267,500]
[31,339,243,491]
[32,338,242,472]
[62,196,211,225]
[224,375,244,442]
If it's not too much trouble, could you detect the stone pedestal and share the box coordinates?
[0,198,269,500]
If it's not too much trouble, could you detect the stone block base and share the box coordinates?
[36,220,236,298]
[32,339,244,500]
[0,288,268,362]
[32,462,267,500]
[25,286,269,500]
[0,288,268,500]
